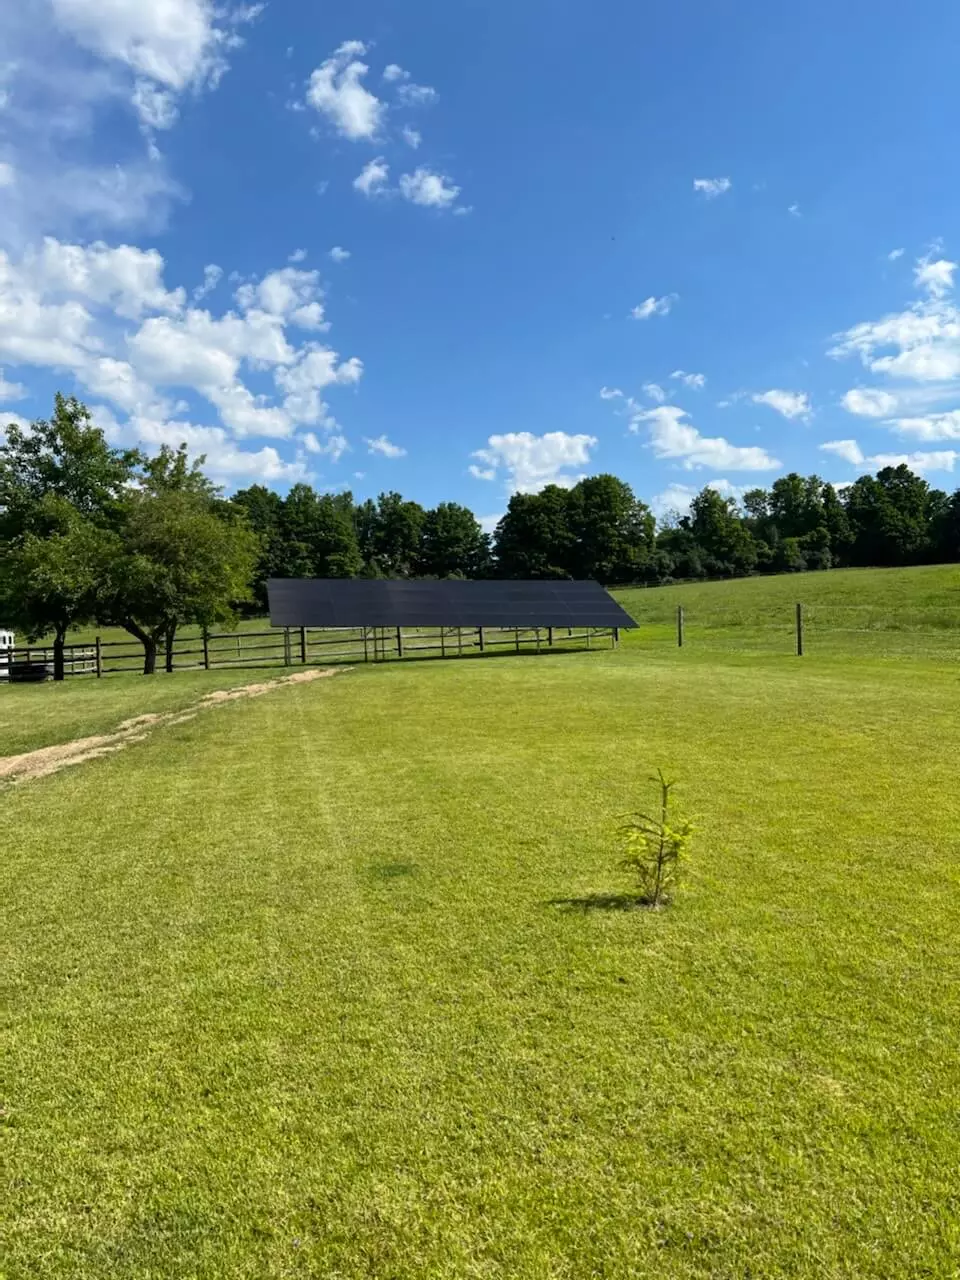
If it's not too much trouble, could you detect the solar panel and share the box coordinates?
[267,578,637,629]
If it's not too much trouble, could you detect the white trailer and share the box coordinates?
[0,629,15,681]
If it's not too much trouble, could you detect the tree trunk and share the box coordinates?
[143,637,158,676]
[164,626,176,674]
[120,620,161,676]
[53,625,67,682]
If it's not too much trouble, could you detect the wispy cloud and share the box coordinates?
[693,177,731,199]
[630,294,677,320]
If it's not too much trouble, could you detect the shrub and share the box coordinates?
[619,771,694,907]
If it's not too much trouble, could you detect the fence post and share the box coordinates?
[202,628,210,670]
[613,627,619,648]
[284,628,292,666]
[396,626,403,659]
[677,605,684,648]
[796,602,804,657]
[300,626,307,664]
[95,636,102,678]
[363,627,369,663]
[478,626,485,653]
[548,626,554,647]
[458,626,463,656]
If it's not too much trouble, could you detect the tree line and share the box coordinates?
[3,395,960,675]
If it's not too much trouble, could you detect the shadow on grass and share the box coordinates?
[369,861,418,880]
[548,892,654,912]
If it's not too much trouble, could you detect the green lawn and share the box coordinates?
[3,597,960,1276]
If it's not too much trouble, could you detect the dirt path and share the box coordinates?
[0,668,343,787]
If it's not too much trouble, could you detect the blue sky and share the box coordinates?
[3,0,960,527]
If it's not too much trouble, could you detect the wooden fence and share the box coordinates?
[0,625,618,680]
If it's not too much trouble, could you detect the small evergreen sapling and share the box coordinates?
[619,771,693,907]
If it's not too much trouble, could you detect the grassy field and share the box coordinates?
[619,562,960,657]
[3,567,960,1277]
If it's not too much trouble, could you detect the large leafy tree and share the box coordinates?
[231,484,285,609]
[0,394,141,542]
[418,503,490,578]
[686,488,758,577]
[493,486,574,578]
[845,465,942,566]
[100,489,259,674]
[273,484,363,579]
[566,474,655,582]
[369,491,425,577]
[0,500,115,680]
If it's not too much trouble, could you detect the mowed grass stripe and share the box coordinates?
[3,653,960,1276]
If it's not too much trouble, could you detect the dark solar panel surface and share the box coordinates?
[267,578,637,629]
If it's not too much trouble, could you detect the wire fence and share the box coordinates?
[0,624,618,682]
[640,603,960,659]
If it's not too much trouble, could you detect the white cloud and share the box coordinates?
[329,246,350,263]
[599,386,623,400]
[397,82,437,107]
[382,64,408,82]
[49,0,231,88]
[888,410,960,440]
[888,248,905,261]
[632,405,780,471]
[303,429,348,461]
[870,450,959,474]
[192,262,222,302]
[631,294,677,320]
[288,248,307,263]
[0,161,16,188]
[399,167,460,209]
[19,238,185,322]
[915,255,957,299]
[693,177,731,199]
[478,513,502,534]
[671,369,706,389]
[306,41,384,141]
[0,369,27,400]
[100,411,310,487]
[354,157,389,196]
[788,203,801,218]
[642,382,667,403]
[841,387,897,417]
[1,411,33,437]
[469,464,496,481]
[752,389,810,420]
[470,431,597,494]
[131,79,178,130]
[365,433,406,458]
[48,0,261,136]
[829,256,960,383]
[0,238,363,472]
[235,266,327,329]
[822,437,959,475]
[820,439,865,465]
[274,347,362,425]
[401,125,421,149]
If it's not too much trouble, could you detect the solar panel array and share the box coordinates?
[267,578,637,629]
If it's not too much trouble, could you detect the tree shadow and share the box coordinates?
[369,861,418,880]
[548,892,654,912]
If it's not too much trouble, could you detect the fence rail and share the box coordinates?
[0,625,617,682]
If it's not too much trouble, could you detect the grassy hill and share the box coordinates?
[616,562,960,658]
